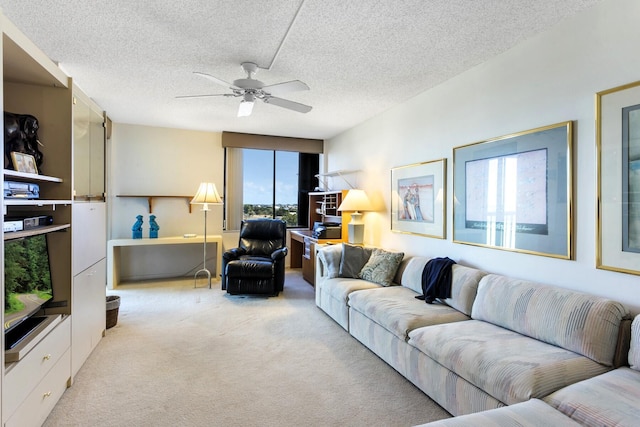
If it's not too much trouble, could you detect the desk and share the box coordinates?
[290,230,342,286]
[107,235,223,289]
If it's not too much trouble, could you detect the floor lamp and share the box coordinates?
[337,189,372,245]
[191,182,223,288]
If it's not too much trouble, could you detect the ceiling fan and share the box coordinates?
[177,62,312,117]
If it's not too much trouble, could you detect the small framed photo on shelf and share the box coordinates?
[391,158,447,239]
[11,152,38,174]
[23,153,38,174]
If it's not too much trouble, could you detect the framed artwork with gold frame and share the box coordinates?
[10,151,38,174]
[453,121,573,259]
[391,158,446,239]
[596,80,640,275]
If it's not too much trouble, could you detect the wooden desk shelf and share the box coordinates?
[116,195,193,213]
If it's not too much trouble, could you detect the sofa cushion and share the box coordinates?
[358,248,404,286]
[399,258,486,316]
[471,274,630,365]
[339,243,373,278]
[544,367,640,427]
[408,320,612,405]
[348,286,470,340]
[630,315,640,370]
[415,399,583,427]
[442,265,486,316]
[316,243,343,279]
[398,257,429,294]
[321,277,381,305]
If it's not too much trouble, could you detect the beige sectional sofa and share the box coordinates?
[419,314,640,426]
[315,243,633,423]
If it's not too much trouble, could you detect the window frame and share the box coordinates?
[223,147,318,230]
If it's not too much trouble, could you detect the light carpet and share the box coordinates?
[43,270,450,427]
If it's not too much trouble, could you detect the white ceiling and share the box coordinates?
[0,0,602,140]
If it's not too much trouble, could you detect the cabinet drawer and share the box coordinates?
[302,241,316,285]
[3,317,71,417]
[303,237,312,259]
[5,349,71,427]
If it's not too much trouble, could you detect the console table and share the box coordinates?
[107,235,223,289]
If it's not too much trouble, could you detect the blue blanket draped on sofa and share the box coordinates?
[416,257,457,303]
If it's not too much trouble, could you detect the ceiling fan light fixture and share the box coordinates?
[238,93,255,117]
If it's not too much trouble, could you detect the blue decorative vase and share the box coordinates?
[149,215,160,239]
[131,215,143,239]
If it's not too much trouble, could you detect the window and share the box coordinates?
[224,148,318,229]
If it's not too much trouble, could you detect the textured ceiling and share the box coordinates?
[0,0,602,140]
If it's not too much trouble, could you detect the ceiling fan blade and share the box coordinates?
[262,80,309,95]
[175,94,234,99]
[193,71,239,90]
[263,96,312,113]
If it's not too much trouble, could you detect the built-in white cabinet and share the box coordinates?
[71,203,106,377]
[73,87,105,200]
[72,203,107,275]
[3,317,71,427]
[1,12,107,425]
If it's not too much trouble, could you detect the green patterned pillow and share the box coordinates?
[358,248,404,286]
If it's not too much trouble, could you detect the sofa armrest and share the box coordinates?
[613,318,632,368]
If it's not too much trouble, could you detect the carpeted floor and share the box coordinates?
[43,270,450,427]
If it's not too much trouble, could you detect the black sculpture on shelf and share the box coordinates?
[4,112,44,173]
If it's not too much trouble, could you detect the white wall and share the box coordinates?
[108,124,225,280]
[325,0,640,314]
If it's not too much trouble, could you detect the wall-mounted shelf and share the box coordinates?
[316,170,360,190]
[116,195,194,213]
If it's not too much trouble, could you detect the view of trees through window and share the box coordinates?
[242,149,300,226]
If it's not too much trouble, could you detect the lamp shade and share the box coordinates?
[191,182,223,205]
[338,189,372,213]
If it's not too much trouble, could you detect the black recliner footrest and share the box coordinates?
[226,259,274,279]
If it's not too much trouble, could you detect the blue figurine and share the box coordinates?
[132,215,143,239]
[149,215,160,239]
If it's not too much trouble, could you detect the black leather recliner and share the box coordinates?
[222,218,288,296]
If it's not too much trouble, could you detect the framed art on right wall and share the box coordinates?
[453,121,573,259]
[596,80,640,275]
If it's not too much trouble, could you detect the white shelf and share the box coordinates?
[315,170,360,190]
[4,224,70,241]
[3,169,63,183]
[3,199,72,207]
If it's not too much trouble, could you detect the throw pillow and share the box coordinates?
[316,243,343,279]
[339,244,373,278]
[358,248,404,286]
[630,315,640,371]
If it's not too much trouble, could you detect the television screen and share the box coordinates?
[4,234,54,334]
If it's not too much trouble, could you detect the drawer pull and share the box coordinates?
[43,354,52,361]
[43,391,52,398]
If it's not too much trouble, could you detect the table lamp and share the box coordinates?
[338,189,372,244]
[191,182,223,288]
